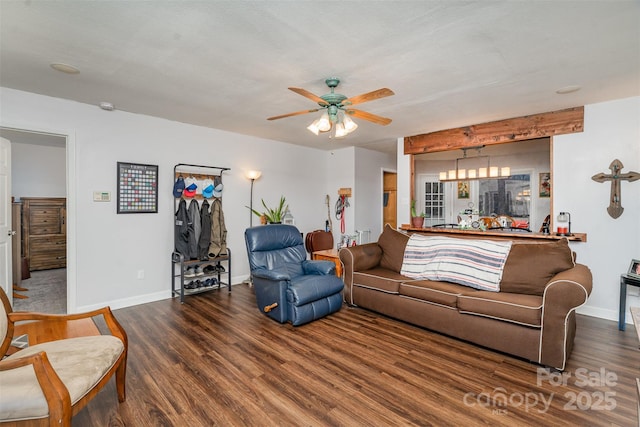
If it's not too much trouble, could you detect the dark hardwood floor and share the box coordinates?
[77,284,639,426]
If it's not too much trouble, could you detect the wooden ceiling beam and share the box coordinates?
[404,106,584,155]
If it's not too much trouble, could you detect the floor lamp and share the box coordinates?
[246,170,262,227]
[245,170,262,286]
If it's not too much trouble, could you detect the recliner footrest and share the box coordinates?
[287,275,344,306]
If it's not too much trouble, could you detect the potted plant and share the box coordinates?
[410,200,425,228]
[247,196,288,224]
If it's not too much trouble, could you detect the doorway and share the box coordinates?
[0,128,68,313]
[383,171,397,229]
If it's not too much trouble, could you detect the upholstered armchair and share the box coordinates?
[245,224,344,326]
[0,287,127,426]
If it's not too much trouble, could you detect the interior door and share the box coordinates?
[0,137,12,304]
[383,171,397,228]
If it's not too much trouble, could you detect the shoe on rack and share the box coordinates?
[184,280,196,290]
[194,266,204,276]
[203,265,216,275]
[184,267,196,278]
[216,264,226,273]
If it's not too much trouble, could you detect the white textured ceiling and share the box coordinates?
[1,1,638,153]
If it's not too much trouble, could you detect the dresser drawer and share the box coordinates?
[30,254,66,271]
[29,235,66,254]
[29,210,62,235]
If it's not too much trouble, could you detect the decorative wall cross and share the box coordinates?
[591,159,639,219]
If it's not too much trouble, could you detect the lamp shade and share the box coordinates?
[334,122,348,138]
[343,115,358,133]
[246,170,262,180]
[316,112,331,132]
[307,119,321,135]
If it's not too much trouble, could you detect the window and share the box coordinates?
[420,178,445,226]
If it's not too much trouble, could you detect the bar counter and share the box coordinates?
[399,225,587,242]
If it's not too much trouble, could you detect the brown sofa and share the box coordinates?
[339,225,592,370]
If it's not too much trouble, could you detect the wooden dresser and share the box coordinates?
[21,197,66,271]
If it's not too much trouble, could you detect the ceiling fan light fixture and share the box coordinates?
[307,119,321,135]
[316,112,331,132]
[343,114,358,133]
[273,77,394,138]
[334,122,348,138]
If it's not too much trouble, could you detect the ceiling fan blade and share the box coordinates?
[343,88,394,107]
[288,87,329,106]
[346,109,392,126]
[267,108,321,121]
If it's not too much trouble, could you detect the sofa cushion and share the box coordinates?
[457,291,543,327]
[500,239,575,296]
[377,224,409,273]
[353,267,407,294]
[399,280,471,308]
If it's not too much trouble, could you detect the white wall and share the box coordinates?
[354,146,396,242]
[326,147,356,247]
[1,88,332,311]
[554,96,640,322]
[397,137,411,226]
[398,96,640,323]
[324,146,396,247]
[11,141,66,199]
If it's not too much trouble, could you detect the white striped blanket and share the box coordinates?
[400,235,512,292]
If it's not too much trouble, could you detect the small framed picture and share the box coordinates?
[457,181,470,199]
[539,172,551,197]
[628,259,640,278]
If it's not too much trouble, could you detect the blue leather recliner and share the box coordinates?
[244,224,344,326]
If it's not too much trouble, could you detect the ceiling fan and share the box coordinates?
[267,78,394,137]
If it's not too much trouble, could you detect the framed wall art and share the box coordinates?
[457,181,470,199]
[629,259,640,278]
[117,162,158,213]
[539,172,551,197]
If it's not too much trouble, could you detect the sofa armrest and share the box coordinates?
[539,263,592,369]
[339,243,383,304]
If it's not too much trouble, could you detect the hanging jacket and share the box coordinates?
[187,199,201,259]
[198,199,212,260]
[208,198,227,257]
[174,198,189,258]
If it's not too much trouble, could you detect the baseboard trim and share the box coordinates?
[577,305,630,324]
[75,276,248,312]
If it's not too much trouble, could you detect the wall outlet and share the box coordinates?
[137,270,144,280]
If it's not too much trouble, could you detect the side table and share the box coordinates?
[619,273,640,330]
[312,249,342,278]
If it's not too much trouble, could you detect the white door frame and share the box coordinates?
[0,122,77,313]
[0,137,12,305]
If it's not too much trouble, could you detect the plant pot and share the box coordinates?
[411,217,424,228]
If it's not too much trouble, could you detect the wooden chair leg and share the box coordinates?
[13,284,29,292]
[116,358,127,402]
